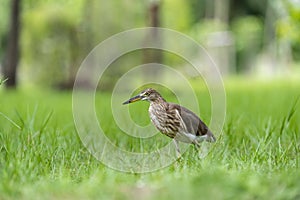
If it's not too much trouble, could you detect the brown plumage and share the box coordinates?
[123,88,216,153]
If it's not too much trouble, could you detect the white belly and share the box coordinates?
[174,132,197,143]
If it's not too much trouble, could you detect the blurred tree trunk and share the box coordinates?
[3,0,21,88]
[60,27,81,89]
[204,0,234,75]
[143,0,163,79]
[214,0,229,24]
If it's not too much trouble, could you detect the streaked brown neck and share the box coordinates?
[150,96,167,105]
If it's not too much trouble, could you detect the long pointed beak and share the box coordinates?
[122,94,142,105]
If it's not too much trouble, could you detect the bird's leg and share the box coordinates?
[193,141,201,150]
[173,140,181,158]
[193,139,209,158]
[192,137,206,152]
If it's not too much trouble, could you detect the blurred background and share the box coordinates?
[0,0,300,90]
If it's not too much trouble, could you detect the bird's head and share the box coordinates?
[123,88,164,104]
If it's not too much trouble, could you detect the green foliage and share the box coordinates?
[231,16,263,72]
[0,79,300,199]
[232,16,263,51]
[187,0,206,24]
[21,0,84,86]
[1,0,297,88]
[190,19,228,44]
[233,0,268,17]
[20,0,146,87]
[276,1,300,60]
[84,1,146,90]
[162,0,192,31]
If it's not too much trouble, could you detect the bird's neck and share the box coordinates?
[150,97,167,106]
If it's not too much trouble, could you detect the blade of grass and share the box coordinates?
[279,96,299,137]
[14,109,25,130]
[0,112,21,130]
[264,117,276,143]
[40,110,53,134]
[0,78,8,85]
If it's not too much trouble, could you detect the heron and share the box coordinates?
[123,88,216,154]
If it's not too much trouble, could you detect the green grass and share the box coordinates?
[0,78,300,200]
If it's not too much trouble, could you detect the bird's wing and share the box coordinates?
[168,103,214,140]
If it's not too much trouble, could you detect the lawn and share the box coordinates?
[0,77,300,200]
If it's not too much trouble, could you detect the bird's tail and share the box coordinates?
[195,130,216,143]
[206,130,216,143]
[206,131,217,143]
